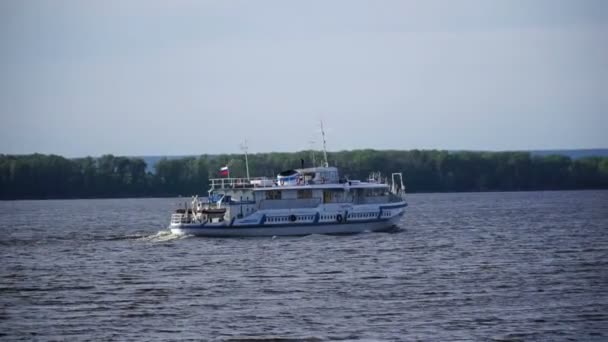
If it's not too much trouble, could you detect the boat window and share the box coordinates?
[297,189,313,199]
[266,190,282,200]
[323,189,346,203]
[323,190,332,203]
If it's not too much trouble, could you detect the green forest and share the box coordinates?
[1,150,607,199]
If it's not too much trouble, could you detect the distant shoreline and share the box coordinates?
[1,150,607,200]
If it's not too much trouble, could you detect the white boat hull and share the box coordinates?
[170,214,403,237]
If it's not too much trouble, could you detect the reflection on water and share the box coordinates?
[1,191,607,340]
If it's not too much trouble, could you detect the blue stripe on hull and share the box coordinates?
[379,203,408,210]
[173,217,398,230]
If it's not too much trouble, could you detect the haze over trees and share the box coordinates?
[1,150,607,199]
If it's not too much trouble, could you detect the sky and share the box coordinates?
[0,0,606,157]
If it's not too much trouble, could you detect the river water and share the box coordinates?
[1,191,607,341]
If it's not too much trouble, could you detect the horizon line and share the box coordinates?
[2,147,607,159]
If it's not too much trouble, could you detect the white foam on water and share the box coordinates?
[137,229,190,242]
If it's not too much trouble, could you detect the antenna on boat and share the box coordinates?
[240,140,250,180]
[320,120,329,167]
[308,139,316,167]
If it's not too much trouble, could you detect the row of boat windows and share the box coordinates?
[266,212,392,223]
[267,216,315,223]
[347,213,377,219]
[265,189,389,201]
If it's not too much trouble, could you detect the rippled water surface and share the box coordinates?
[1,191,607,341]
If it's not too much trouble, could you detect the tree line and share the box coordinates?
[0,150,607,199]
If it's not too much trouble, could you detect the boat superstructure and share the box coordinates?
[169,165,407,237]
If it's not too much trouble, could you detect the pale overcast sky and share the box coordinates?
[1,0,606,157]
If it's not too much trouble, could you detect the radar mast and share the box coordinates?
[320,121,329,168]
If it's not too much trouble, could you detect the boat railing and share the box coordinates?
[209,177,274,190]
[171,213,192,224]
[209,178,265,190]
[389,192,405,202]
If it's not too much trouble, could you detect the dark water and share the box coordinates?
[1,191,607,341]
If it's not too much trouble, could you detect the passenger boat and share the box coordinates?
[169,125,407,237]
[168,164,407,237]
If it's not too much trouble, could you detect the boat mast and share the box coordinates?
[320,121,329,167]
[240,140,250,180]
[309,139,316,167]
